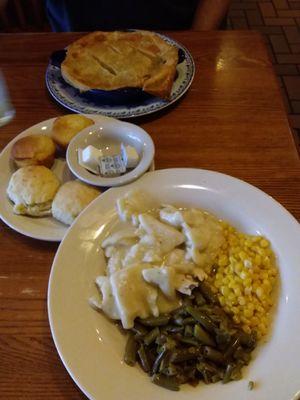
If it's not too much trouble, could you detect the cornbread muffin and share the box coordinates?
[52,180,100,225]
[11,134,56,168]
[7,166,60,217]
[52,114,94,149]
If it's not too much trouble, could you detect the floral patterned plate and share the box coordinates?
[45,32,195,119]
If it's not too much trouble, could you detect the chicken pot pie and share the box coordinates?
[61,31,179,99]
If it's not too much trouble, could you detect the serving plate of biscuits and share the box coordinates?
[0,114,154,241]
[46,31,195,119]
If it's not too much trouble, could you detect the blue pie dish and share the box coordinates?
[45,32,195,118]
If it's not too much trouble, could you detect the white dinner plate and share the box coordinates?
[48,168,300,400]
[0,114,154,241]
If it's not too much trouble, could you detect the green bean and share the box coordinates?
[178,337,199,346]
[239,332,257,349]
[163,325,184,334]
[186,306,216,333]
[215,329,232,348]
[173,316,194,326]
[222,363,235,384]
[159,350,172,372]
[203,346,225,365]
[176,373,191,385]
[224,336,241,359]
[152,348,169,374]
[139,315,170,327]
[184,324,194,337]
[172,306,188,318]
[161,363,178,376]
[184,366,197,381]
[194,324,216,346]
[233,347,251,364]
[211,374,222,383]
[138,344,151,373]
[222,363,242,383]
[194,291,206,306]
[123,334,138,366]
[164,337,177,350]
[171,347,202,363]
[198,282,218,304]
[151,374,179,391]
[197,360,223,376]
[143,327,160,346]
[172,316,184,326]
[201,369,211,384]
[155,334,167,345]
[131,322,148,337]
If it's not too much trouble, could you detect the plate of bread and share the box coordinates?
[46,30,195,119]
[0,114,141,241]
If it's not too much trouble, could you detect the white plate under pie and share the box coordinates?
[48,168,300,400]
[0,115,155,241]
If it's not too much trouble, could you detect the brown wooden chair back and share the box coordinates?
[0,0,50,32]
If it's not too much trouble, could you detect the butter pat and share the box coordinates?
[82,145,103,169]
[121,144,139,169]
[99,155,126,177]
[78,148,99,175]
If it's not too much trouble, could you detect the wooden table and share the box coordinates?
[0,31,299,399]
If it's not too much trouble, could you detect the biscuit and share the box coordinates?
[52,114,94,149]
[52,180,100,225]
[7,165,60,217]
[11,134,56,168]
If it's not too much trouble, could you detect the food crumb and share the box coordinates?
[248,381,255,390]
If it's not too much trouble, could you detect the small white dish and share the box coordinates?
[66,118,155,187]
[48,168,300,400]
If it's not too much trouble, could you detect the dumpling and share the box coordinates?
[117,189,157,226]
[138,214,185,254]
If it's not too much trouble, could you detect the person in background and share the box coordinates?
[45,0,232,32]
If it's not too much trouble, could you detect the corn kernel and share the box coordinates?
[244,287,252,296]
[234,287,242,296]
[221,286,230,296]
[260,239,269,248]
[254,254,262,265]
[244,308,253,318]
[215,272,223,281]
[244,277,252,287]
[228,292,236,302]
[238,296,246,306]
[256,287,264,299]
[240,270,249,280]
[219,296,226,306]
[218,255,228,267]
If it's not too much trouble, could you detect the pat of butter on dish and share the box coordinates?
[82,145,103,168]
[78,145,102,174]
[99,155,126,176]
[121,144,139,169]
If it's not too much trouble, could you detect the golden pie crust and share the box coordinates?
[61,31,179,99]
